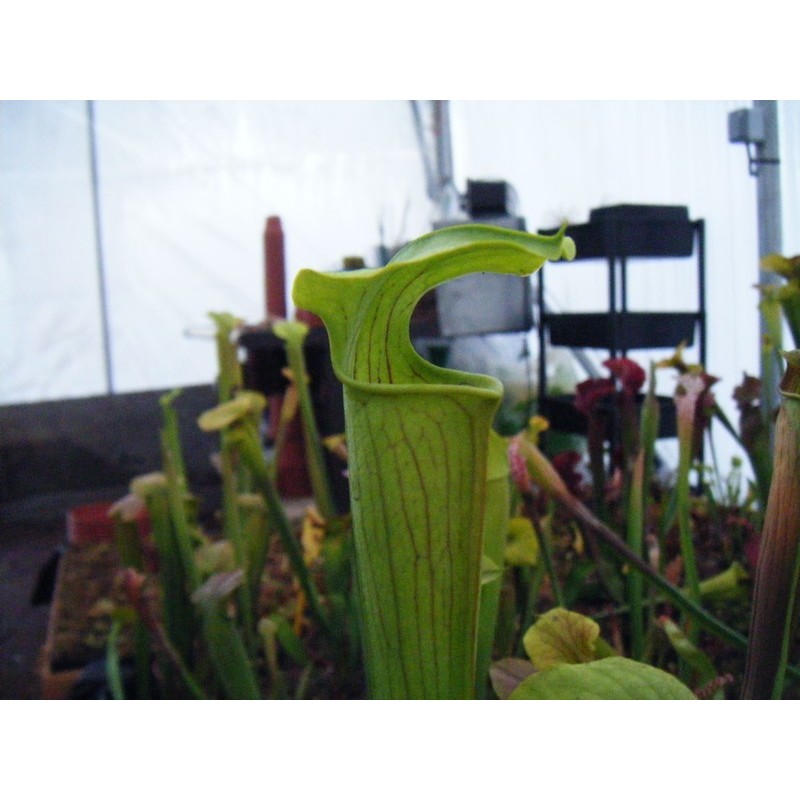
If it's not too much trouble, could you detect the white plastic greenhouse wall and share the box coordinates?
[2,100,799,436]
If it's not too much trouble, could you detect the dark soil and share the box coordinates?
[47,541,129,672]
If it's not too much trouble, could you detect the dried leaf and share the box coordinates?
[109,492,146,522]
[301,506,326,564]
[490,658,536,700]
[280,384,299,423]
[191,569,245,607]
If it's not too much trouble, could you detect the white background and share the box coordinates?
[4,99,799,405]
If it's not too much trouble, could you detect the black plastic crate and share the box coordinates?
[544,312,698,350]
[541,205,695,260]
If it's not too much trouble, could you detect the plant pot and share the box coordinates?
[66,502,149,547]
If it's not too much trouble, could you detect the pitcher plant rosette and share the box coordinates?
[293,224,575,699]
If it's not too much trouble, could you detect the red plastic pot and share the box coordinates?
[66,502,149,547]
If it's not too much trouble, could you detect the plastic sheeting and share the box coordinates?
[1,100,431,402]
[1,102,107,401]
[2,100,799,412]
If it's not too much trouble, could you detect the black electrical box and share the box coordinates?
[462,180,513,218]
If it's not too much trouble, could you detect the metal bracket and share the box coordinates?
[746,142,780,177]
[728,107,780,177]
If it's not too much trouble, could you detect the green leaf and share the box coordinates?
[209,311,243,331]
[293,224,573,390]
[476,430,511,698]
[480,555,504,586]
[522,607,609,670]
[510,657,696,700]
[658,617,719,695]
[105,617,126,700]
[698,561,749,602]
[505,516,539,567]
[194,540,237,577]
[197,391,267,432]
[293,224,573,700]
[266,613,310,666]
[192,570,261,699]
[209,312,244,403]
[761,253,800,280]
[272,319,309,344]
[273,318,335,519]
[130,471,168,497]
[562,560,597,607]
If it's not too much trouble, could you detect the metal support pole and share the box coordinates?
[728,100,783,427]
[87,100,115,394]
[754,100,783,425]
[410,100,460,222]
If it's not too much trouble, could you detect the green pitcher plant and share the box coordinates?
[742,350,800,699]
[293,224,575,699]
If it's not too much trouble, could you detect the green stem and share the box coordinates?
[106,618,126,700]
[574,502,746,652]
[160,393,200,591]
[626,450,645,661]
[240,494,272,614]
[258,618,289,699]
[199,601,262,700]
[210,311,244,404]
[675,448,700,604]
[219,433,256,654]
[230,426,333,637]
[475,432,511,698]
[628,366,659,661]
[145,487,195,672]
[518,437,748,652]
[110,514,152,696]
[519,562,546,648]
[523,496,565,608]
[744,352,800,698]
[772,546,800,698]
[674,385,702,641]
[149,616,208,699]
[268,392,292,483]
[280,326,336,520]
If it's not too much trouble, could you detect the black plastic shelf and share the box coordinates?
[540,204,695,260]
[544,312,698,350]
[536,204,706,443]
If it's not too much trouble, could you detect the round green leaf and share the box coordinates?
[509,657,696,699]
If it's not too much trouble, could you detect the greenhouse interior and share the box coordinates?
[2,99,800,701]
